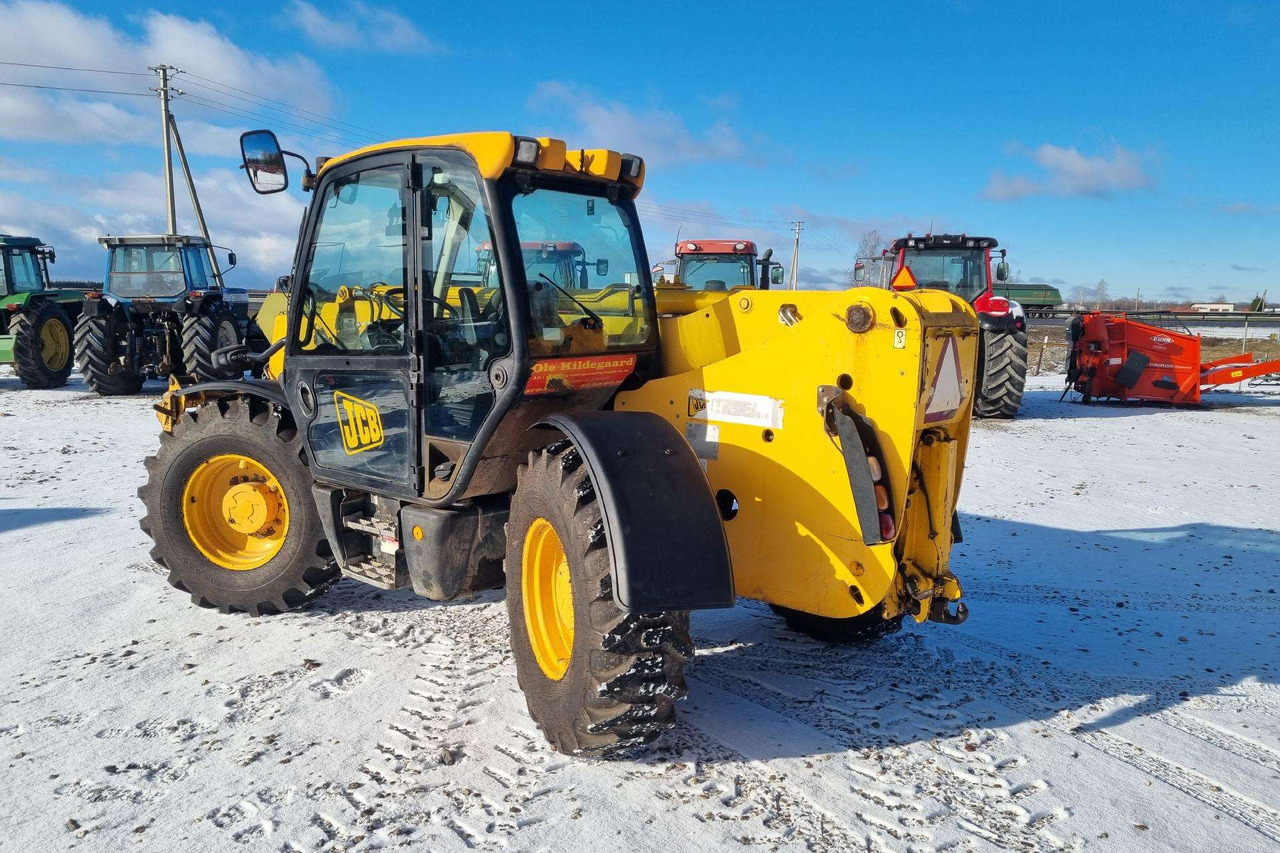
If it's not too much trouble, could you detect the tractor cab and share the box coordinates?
[98,235,235,305]
[661,239,783,292]
[861,234,1028,418]
[0,236,55,296]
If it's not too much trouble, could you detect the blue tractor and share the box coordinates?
[74,234,249,395]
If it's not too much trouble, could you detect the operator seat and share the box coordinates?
[703,279,727,291]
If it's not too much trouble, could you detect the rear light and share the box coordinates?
[5,303,19,312]
[986,296,1011,316]
[879,512,896,540]
[189,290,204,299]
[619,153,643,179]
[874,484,889,511]
[87,291,101,299]
[866,454,882,481]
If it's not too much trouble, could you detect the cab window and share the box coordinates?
[510,187,651,355]
[678,254,753,291]
[419,153,507,441]
[8,250,42,293]
[296,166,408,354]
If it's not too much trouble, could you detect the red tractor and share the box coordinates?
[659,239,785,291]
[860,234,1028,418]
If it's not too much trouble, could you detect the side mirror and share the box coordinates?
[226,251,237,269]
[276,274,292,293]
[770,265,785,285]
[240,129,288,194]
[651,264,665,276]
[596,258,609,277]
[853,262,866,283]
[996,261,1010,282]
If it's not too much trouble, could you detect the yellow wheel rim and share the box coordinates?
[522,517,575,680]
[39,318,70,371]
[181,453,290,571]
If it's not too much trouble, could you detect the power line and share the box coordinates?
[181,68,382,139]
[179,77,379,144]
[0,80,152,97]
[178,92,366,149]
[0,60,149,76]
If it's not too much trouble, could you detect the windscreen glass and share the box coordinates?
[901,248,988,302]
[510,187,653,356]
[107,246,187,298]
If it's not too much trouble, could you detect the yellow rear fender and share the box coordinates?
[615,286,978,622]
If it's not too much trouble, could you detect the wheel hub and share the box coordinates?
[522,517,576,680]
[182,454,290,571]
[39,319,70,370]
[220,480,282,536]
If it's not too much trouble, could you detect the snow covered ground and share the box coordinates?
[1,371,1278,852]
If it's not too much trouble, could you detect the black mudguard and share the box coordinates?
[536,410,735,613]
[178,378,288,407]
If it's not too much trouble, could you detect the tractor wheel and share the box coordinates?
[504,440,693,757]
[11,300,74,388]
[182,302,242,380]
[770,603,905,644]
[137,396,338,615]
[74,312,143,395]
[973,327,1028,419]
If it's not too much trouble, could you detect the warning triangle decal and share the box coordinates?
[924,336,965,423]
[890,265,918,290]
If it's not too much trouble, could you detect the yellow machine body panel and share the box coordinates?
[319,132,644,189]
[617,286,978,621]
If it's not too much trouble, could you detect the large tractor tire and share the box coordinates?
[11,300,74,388]
[182,301,242,380]
[770,604,905,644]
[74,312,143,395]
[973,328,1028,419]
[505,440,693,757]
[138,397,338,615]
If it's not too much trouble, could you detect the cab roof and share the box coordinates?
[98,234,211,248]
[318,132,645,191]
[0,234,46,249]
[890,233,998,250]
[675,239,758,256]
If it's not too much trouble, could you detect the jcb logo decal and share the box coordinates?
[334,391,384,455]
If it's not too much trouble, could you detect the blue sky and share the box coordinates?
[0,0,1276,301]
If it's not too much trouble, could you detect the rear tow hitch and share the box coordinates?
[929,599,969,625]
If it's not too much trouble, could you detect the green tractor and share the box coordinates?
[0,236,84,388]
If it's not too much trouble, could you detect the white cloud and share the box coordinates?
[984,143,1155,200]
[1,167,308,284]
[286,0,438,53]
[1219,201,1280,215]
[527,82,743,168]
[0,1,337,150]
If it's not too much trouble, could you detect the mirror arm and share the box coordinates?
[282,150,316,191]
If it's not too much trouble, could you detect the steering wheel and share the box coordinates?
[424,296,458,319]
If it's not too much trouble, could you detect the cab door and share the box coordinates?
[283,153,421,497]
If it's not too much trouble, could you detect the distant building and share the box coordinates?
[1189,302,1235,313]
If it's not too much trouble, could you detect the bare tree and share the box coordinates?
[1069,284,1090,307]
[849,229,890,286]
[1094,278,1110,309]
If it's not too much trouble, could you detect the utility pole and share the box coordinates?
[788,220,803,290]
[149,64,179,236]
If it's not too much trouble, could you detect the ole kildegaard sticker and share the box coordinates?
[524,354,637,395]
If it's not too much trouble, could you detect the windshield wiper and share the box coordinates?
[536,273,603,331]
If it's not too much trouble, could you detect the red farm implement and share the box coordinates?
[1065,311,1280,404]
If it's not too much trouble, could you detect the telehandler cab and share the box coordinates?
[140,129,980,756]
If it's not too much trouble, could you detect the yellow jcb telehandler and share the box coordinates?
[139,129,980,756]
